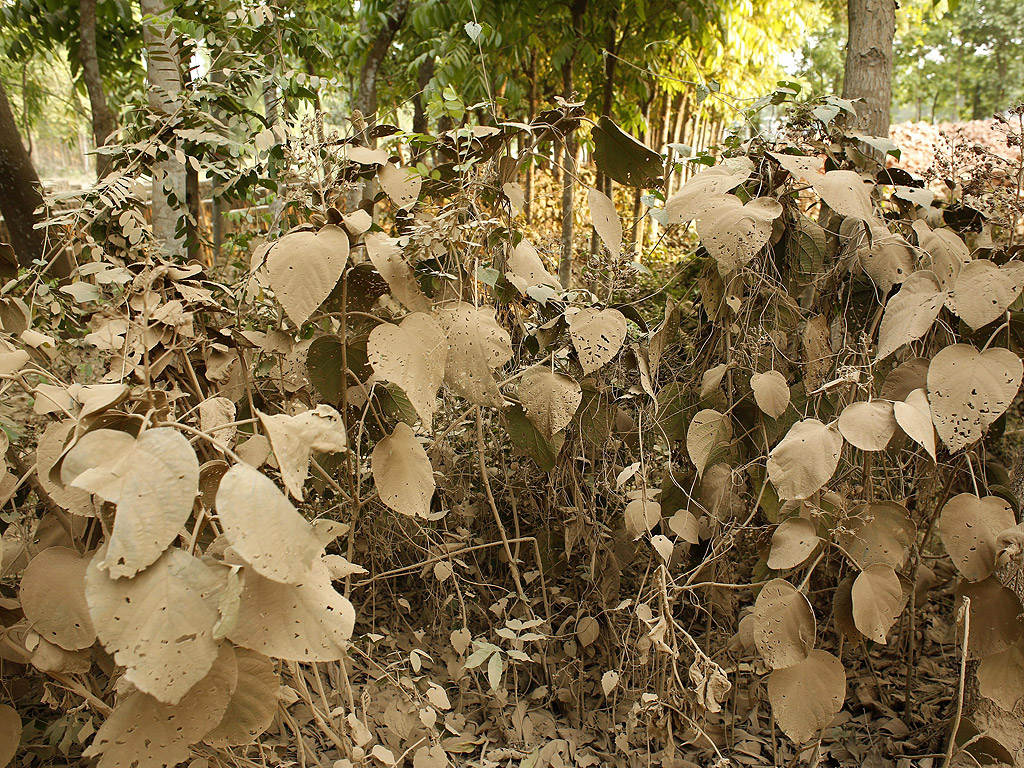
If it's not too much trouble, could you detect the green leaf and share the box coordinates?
[503,404,564,471]
[592,116,663,188]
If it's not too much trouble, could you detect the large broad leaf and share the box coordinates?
[913,219,970,289]
[837,400,896,452]
[65,428,199,578]
[0,705,20,768]
[83,644,236,768]
[875,270,947,360]
[686,409,732,477]
[752,579,815,669]
[666,157,753,224]
[812,170,874,221]
[625,493,661,540]
[203,648,280,748]
[85,547,224,704]
[437,303,513,407]
[35,421,95,516]
[767,518,820,570]
[950,259,1024,330]
[518,366,582,439]
[378,163,422,210]
[851,564,904,643]
[836,501,916,570]
[927,344,1022,452]
[19,547,95,650]
[750,371,790,419]
[977,639,1024,711]
[588,188,622,259]
[939,493,1016,582]
[857,228,915,292]
[367,312,447,426]
[955,577,1024,659]
[592,116,662,188]
[506,239,560,297]
[371,422,435,518]
[258,406,348,499]
[267,225,349,326]
[893,388,937,461]
[568,307,627,375]
[228,558,354,661]
[503,404,565,472]
[767,650,846,744]
[696,195,783,275]
[364,231,431,312]
[216,463,323,584]
[766,419,843,500]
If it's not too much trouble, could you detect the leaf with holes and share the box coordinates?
[217,463,323,583]
[368,312,447,426]
[64,427,199,578]
[569,308,627,376]
[857,227,915,292]
[666,157,753,223]
[939,493,1017,582]
[875,270,946,360]
[372,422,435,518]
[437,303,513,408]
[588,188,622,259]
[768,650,846,744]
[767,419,843,500]
[851,564,904,643]
[364,232,431,312]
[837,502,917,569]
[592,116,662,188]
[696,195,783,275]
[837,400,896,451]
[19,547,95,650]
[927,344,1022,452]
[378,163,422,209]
[686,409,732,478]
[203,648,280,748]
[750,370,790,419]
[267,225,349,326]
[518,366,582,439]
[768,518,820,570]
[950,260,1024,330]
[258,406,348,500]
[85,546,224,704]
[753,579,815,669]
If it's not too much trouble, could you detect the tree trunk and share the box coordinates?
[79,0,116,181]
[524,50,537,225]
[412,55,434,137]
[0,80,46,267]
[141,0,185,257]
[841,0,895,137]
[590,15,618,256]
[557,0,587,289]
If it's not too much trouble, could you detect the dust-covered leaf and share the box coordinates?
[767,650,846,744]
[927,344,1022,452]
[518,366,582,439]
[696,195,784,275]
[666,157,753,223]
[216,463,323,584]
[19,547,95,650]
[767,518,820,570]
[378,163,422,210]
[950,259,1024,330]
[372,422,435,518]
[437,303,513,407]
[939,493,1017,582]
[569,308,627,376]
[812,170,874,221]
[956,576,1024,658]
[837,400,896,451]
[364,232,431,312]
[506,239,560,296]
[588,188,622,259]
[837,502,917,569]
[258,406,348,499]
[875,270,946,360]
[750,370,790,419]
[913,219,970,289]
[368,312,447,427]
[977,639,1024,711]
[625,495,661,540]
[267,225,349,326]
[851,563,904,643]
[0,705,20,768]
[686,409,732,477]
[753,578,815,669]
[893,388,936,461]
[203,648,280,747]
[767,419,843,500]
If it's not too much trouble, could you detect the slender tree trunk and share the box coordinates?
[412,55,434,136]
[141,0,185,257]
[524,50,537,224]
[841,0,895,137]
[79,0,116,181]
[0,80,46,267]
[558,0,587,289]
[590,15,618,256]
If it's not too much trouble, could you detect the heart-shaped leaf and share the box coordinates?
[753,578,815,669]
[851,563,904,643]
[569,308,627,375]
[267,225,349,326]
[372,422,435,518]
[939,493,1017,582]
[768,650,846,744]
[368,312,447,427]
[518,366,582,439]
[767,419,843,500]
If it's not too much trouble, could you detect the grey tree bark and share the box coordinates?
[79,0,116,180]
[841,0,896,137]
[141,0,185,257]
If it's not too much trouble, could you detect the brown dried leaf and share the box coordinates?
[927,344,1022,452]
[19,547,95,650]
[372,422,435,518]
[267,225,349,326]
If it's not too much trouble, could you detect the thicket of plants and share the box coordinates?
[2,80,1024,768]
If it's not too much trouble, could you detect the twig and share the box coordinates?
[941,595,971,768]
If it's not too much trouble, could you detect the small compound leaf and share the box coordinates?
[592,116,662,187]
[437,303,513,408]
[837,400,896,452]
[875,270,946,360]
[588,188,622,259]
[750,370,790,419]
[372,422,435,518]
[939,494,1017,582]
[893,388,937,461]
[368,312,447,426]
[851,564,904,643]
[768,650,846,744]
[364,232,431,312]
[85,547,223,704]
[518,366,582,439]
[686,409,732,478]
[767,419,843,500]
[568,308,627,376]
[767,518,820,570]
[19,547,95,650]
[216,463,323,584]
[229,559,354,661]
[753,578,815,669]
[267,225,349,326]
[927,344,1022,453]
[203,648,280,748]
